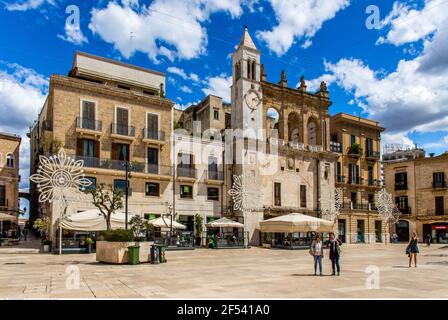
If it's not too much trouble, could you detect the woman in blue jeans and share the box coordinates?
[310,234,324,276]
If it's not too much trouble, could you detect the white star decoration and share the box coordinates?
[375,188,400,225]
[30,149,92,203]
[228,173,260,212]
[322,187,343,222]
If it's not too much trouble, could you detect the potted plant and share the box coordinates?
[348,143,361,155]
[130,161,145,173]
[194,213,203,247]
[33,217,52,253]
[85,237,94,253]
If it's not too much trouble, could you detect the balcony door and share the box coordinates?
[116,107,129,135]
[146,113,159,139]
[76,139,99,167]
[368,166,374,185]
[112,143,129,170]
[349,163,359,184]
[435,196,444,216]
[81,100,95,130]
[365,138,373,156]
[147,147,159,174]
[208,156,218,179]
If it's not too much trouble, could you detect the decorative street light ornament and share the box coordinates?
[375,188,400,225]
[228,173,261,212]
[30,149,92,203]
[321,187,343,222]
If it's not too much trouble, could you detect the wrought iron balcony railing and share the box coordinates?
[111,123,135,137]
[207,170,224,180]
[177,167,197,179]
[365,150,380,160]
[76,117,102,131]
[75,156,171,175]
[432,181,448,189]
[143,128,165,141]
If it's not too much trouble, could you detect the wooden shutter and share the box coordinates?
[76,139,83,157]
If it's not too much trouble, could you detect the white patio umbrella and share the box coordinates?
[61,209,138,231]
[206,217,244,228]
[148,216,186,230]
[0,213,18,221]
[260,213,334,233]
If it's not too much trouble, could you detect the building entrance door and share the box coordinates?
[375,220,382,243]
[357,220,365,243]
[396,220,409,242]
[338,219,346,243]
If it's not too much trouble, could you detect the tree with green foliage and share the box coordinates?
[88,183,123,230]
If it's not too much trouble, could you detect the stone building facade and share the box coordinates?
[330,113,386,243]
[0,132,21,226]
[384,153,448,243]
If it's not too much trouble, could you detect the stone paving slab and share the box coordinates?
[0,244,447,299]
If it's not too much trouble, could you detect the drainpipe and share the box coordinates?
[316,158,320,217]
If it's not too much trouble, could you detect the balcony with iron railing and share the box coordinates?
[348,176,364,185]
[395,182,408,191]
[336,175,345,183]
[397,206,412,215]
[432,181,448,189]
[347,144,363,157]
[111,123,135,138]
[142,128,165,144]
[330,141,342,153]
[206,170,224,181]
[177,167,197,179]
[426,208,448,216]
[75,156,171,176]
[76,117,102,132]
[342,202,376,211]
[365,150,380,160]
[367,179,381,187]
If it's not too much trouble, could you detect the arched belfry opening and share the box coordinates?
[288,112,301,143]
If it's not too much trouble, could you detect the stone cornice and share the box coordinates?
[50,75,174,109]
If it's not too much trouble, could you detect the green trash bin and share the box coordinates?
[128,246,140,265]
[158,245,167,263]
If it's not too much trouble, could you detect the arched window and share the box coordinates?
[288,112,301,143]
[307,121,317,146]
[247,60,252,79]
[6,153,14,168]
[235,63,240,81]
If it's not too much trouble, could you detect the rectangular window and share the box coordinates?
[147,147,159,174]
[368,194,375,205]
[82,177,97,192]
[146,113,159,139]
[300,185,306,208]
[225,113,231,129]
[114,179,127,193]
[351,192,357,204]
[349,164,360,184]
[118,84,130,90]
[395,172,408,190]
[435,196,444,216]
[368,166,374,185]
[365,138,373,154]
[274,182,281,206]
[208,156,218,179]
[0,185,5,206]
[112,143,130,162]
[145,182,160,197]
[81,100,95,130]
[433,172,445,188]
[180,185,193,199]
[116,107,129,135]
[144,213,160,220]
[207,187,219,201]
[350,135,356,146]
[213,109,219,120]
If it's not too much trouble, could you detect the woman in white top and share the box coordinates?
[310,234,324,276]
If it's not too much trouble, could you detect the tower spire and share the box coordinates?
[238,25,257,50]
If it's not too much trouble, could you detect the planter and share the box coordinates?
[41,244,51,253]
[96,241,153,264]
[87,243,93,254]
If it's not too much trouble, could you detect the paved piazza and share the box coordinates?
[0,244,447,299]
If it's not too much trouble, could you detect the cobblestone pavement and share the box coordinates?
[0,244,447,299]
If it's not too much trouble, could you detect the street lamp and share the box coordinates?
[123,161,132,230]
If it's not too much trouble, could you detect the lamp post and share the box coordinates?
[124,161,132,230]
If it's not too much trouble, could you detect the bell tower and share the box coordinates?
[231,26,263,141]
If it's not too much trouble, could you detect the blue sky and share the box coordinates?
[1,0,448,207]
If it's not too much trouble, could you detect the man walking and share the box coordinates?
[327,232,342,276]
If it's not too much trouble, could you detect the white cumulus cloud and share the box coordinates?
[257,0,350,56]
[89,0,248,62]
[202,74,232,102]
[4,0,56,11]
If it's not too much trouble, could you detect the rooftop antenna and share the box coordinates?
[130,31,135,64]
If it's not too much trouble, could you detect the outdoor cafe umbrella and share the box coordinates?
[61,209,138,231]
[205,217,244,228]
[0,213,18,221]
[147,216,187,230]
[259,213,334,233]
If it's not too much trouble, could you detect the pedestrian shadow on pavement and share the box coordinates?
[291,273,332,277]
[392,265,411,268]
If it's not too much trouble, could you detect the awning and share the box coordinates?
[0,213,18,222]
[206,217,244,228]
[61,209,138,231]
[148,216,187,230]
[260,213,334,233]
